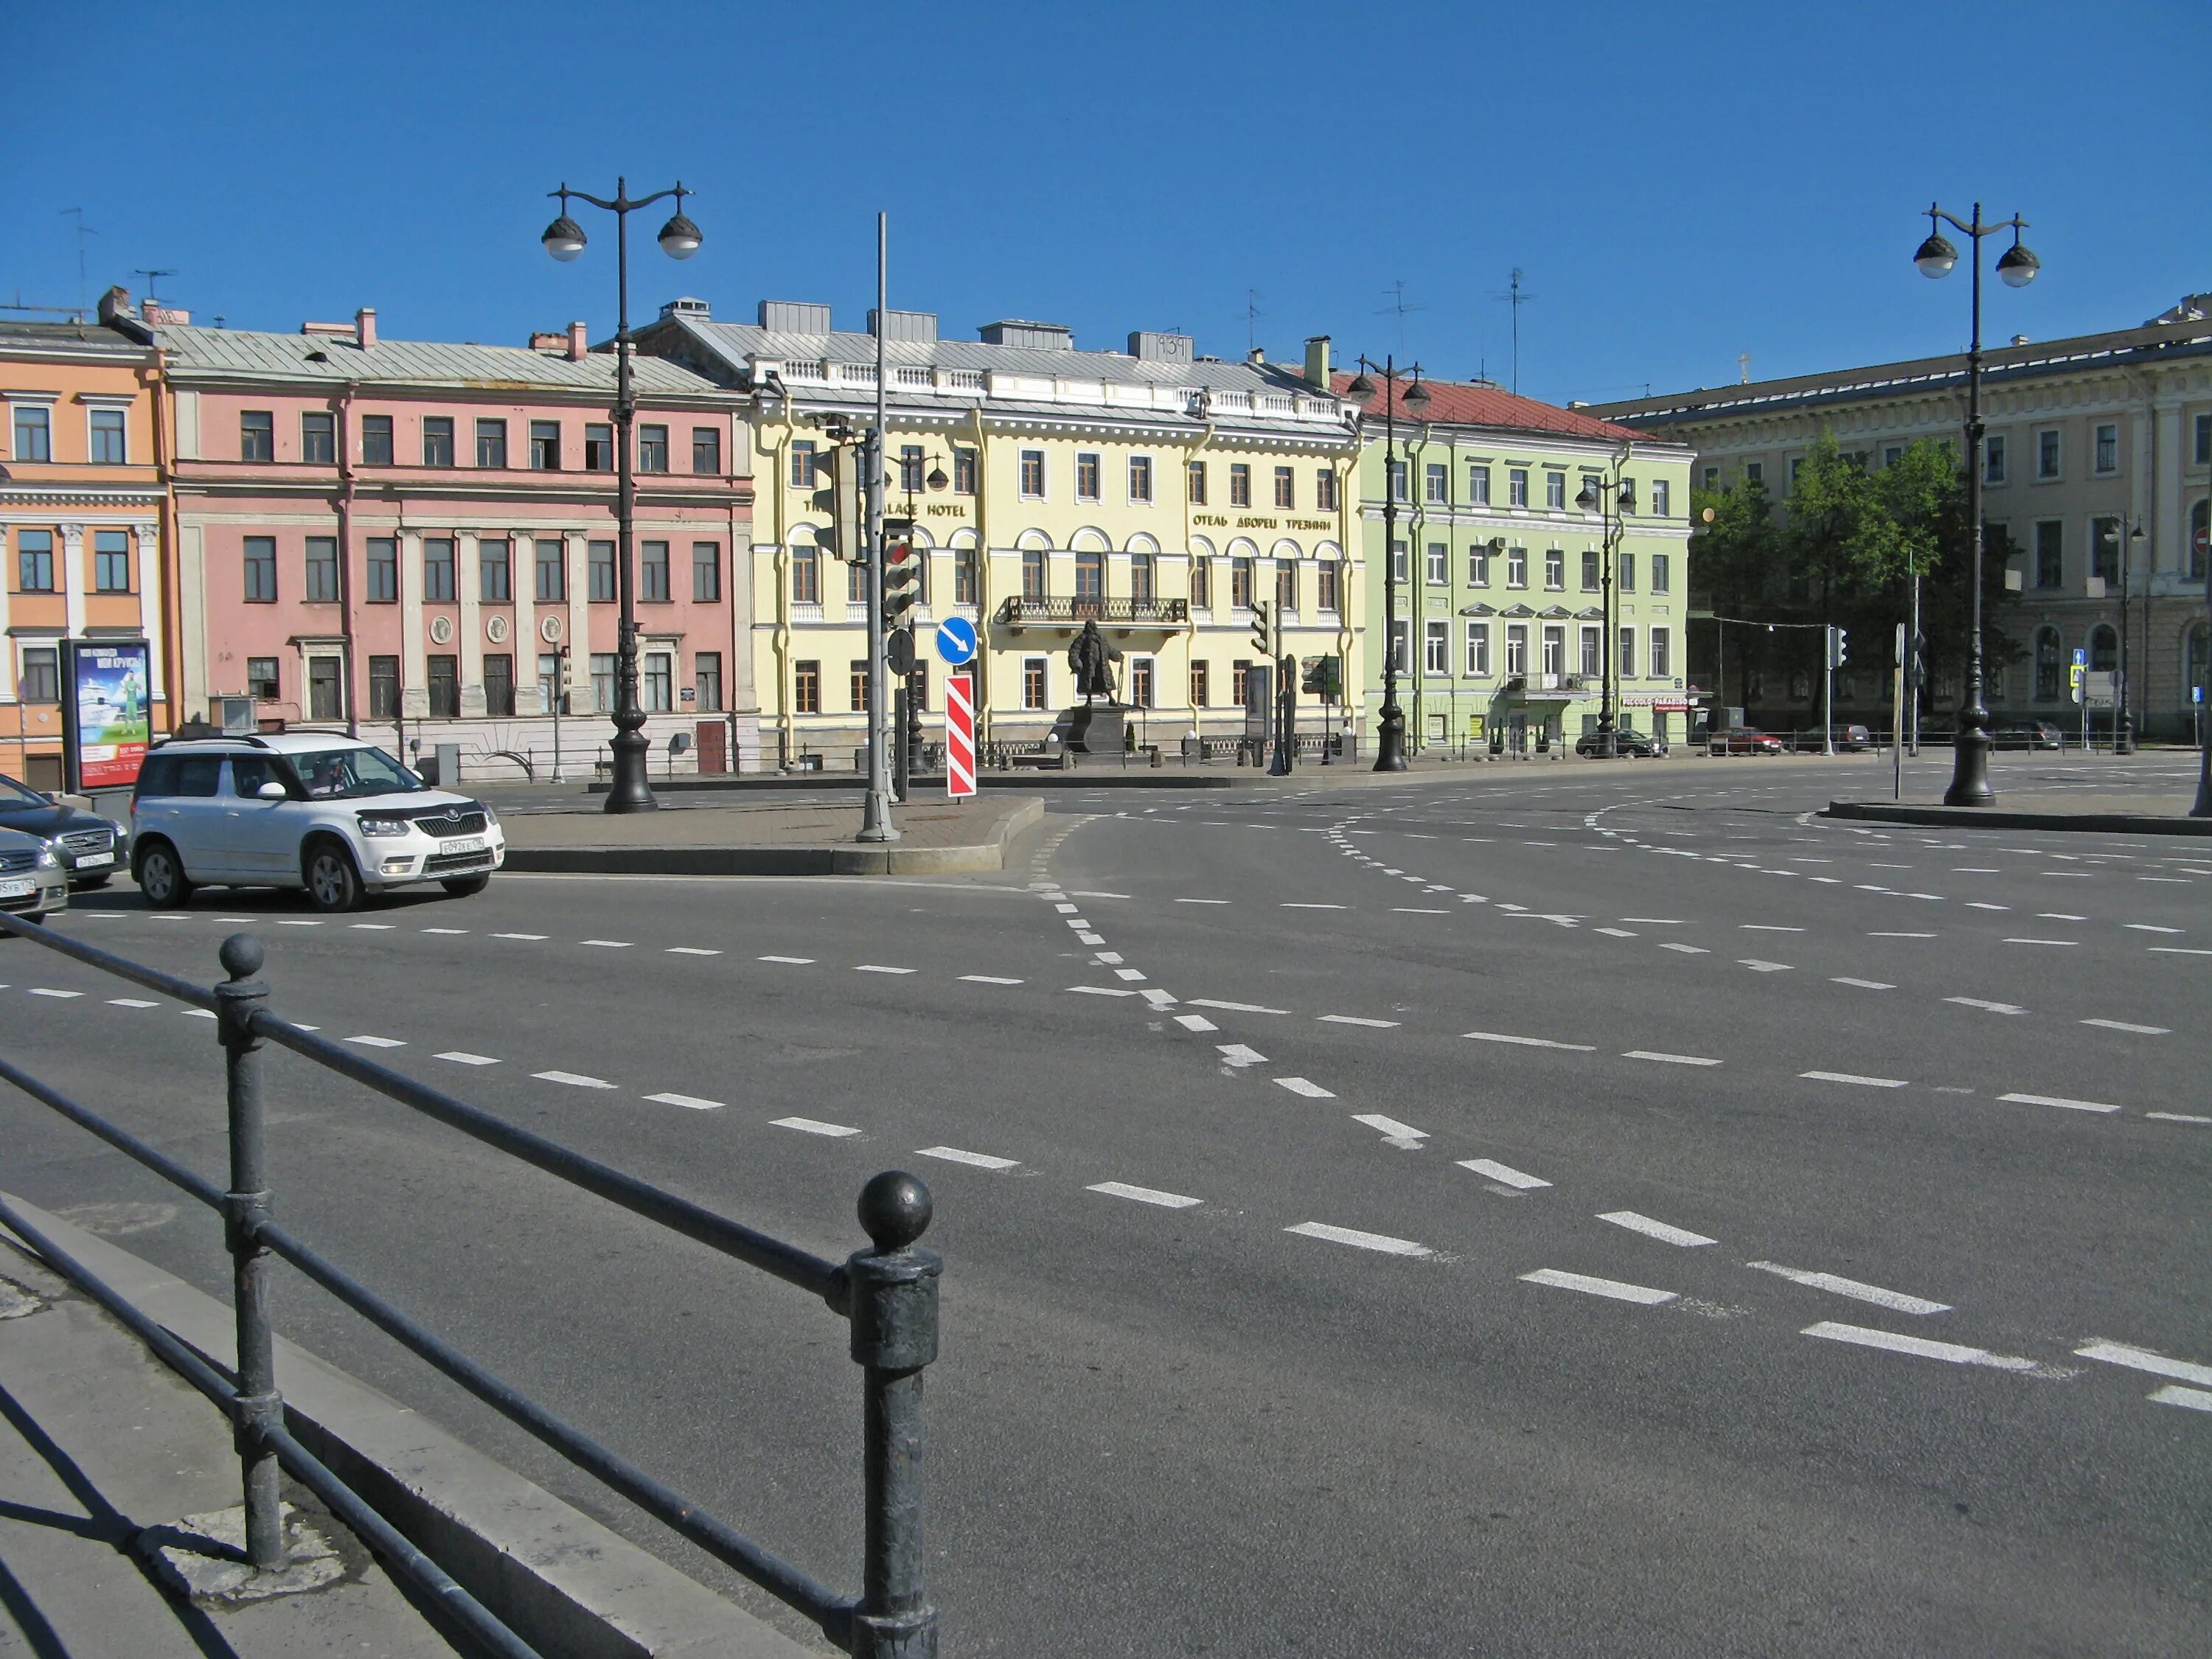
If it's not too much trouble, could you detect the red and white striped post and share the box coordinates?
[945,673,975,798]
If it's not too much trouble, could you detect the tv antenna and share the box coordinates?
[1243,288,1264,353]
[60,208,96,319]
[1376,280,1428,355]
[134,268,178,306]
[1491,268,1535,394]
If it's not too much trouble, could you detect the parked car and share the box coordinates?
[1991,722,2065,751]
[129,733,505,913]
[0,824,70,925]
[1575,726,1658,757]
[0,772,126,888]
[1707,728,1785,755]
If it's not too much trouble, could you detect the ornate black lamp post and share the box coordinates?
[1913,201,2040,806]
[1343,356,1429,771]
[2100,516,2146,753]
[1576,465,1637,758]
[542,178,703,813]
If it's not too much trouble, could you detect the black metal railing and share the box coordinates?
[0,914,941,1659]
[995,595,1189,626]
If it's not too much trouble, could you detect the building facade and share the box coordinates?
[0,299,170,790]
[156,307,755,777]
[1591,294,2212,740]
[1340,377,1697,754]
[636,300,1360,765]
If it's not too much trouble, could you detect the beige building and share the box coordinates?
[1590,294,2212,740]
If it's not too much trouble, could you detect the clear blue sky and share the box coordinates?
[7,0,2207,405]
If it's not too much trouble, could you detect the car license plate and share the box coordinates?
[440,838,486,857]
[73,850,114,868]
[0,879,33,900]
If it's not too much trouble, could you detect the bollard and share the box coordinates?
[845,1172,940,1658]
[215,933,285,1572]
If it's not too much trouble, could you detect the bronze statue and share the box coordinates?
[1068,619,1121,704]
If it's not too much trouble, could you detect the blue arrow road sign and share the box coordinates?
[2072,647,2088,667]
[934,615,978,666]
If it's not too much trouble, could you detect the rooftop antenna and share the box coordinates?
[1377,279,1427,355]
[60,208,95,319]
[133,268,177,307]
[1491,268,1534,394]
[1737,350,1752,385]
[1244,287,1264,353]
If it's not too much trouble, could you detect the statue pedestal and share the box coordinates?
[1067,703,1125,754]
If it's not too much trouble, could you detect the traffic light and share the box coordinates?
[1250,598,1273,658]
[1829,626,1848,668]
[882,533,921,627]
[1301,655,1341,698]
[812,442,863,560]
[1907,632,1927,689]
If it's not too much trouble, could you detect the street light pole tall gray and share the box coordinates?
[542,178,702,813]
[1576,459,1636,759]
[1913,200,2040,807]
[1343,356,1428,771]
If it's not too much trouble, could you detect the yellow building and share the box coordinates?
[638,300,1360,765]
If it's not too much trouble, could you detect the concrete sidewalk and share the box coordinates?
[499,793,1045,875]
[1825,788,2211,835]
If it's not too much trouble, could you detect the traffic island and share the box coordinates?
[1824,790,2212,836]
[500,793,1046,875]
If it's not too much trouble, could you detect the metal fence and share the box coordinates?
[0,912,941,1658]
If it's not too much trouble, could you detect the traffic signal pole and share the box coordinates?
[859,213,898,844]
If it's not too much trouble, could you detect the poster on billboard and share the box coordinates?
[62,639,152,791]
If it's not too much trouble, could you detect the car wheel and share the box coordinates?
[304,841,364,914]
[439,875,490,897]
[135,841,192,908]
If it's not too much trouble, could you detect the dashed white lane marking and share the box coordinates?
[1186,998,1288,1015]
[2037,913,2087,921]
[2124,924,2184,933]
[1871,932,1937,939]
[420,927,470,935]
[1658,942,1709,954]
[1393,907,1449,915]
[534,1069,615,1089]
[2081,1018,2167,1034]
[1175,898,1230,905]
[434,1051,500,1065]
[1285,1220,1433,1258]
[1067,985,1136,998]
[1622,1050,1722,1067]
[1053,902,1078,914]
[771,1116,861,1138]
[1070,891,1130,900]
[1741,924,1804,932]
[1281,902,1344,910]
[1738,959,1792,972]
[1275,1077,1335,1099]
[1318,1014,1400,1028]
[276,919,321,927]
[2146,1111,2212,1124]
[855,964,917,975]
[1217,1044,1267,1067]
[1093,951,1124,964]
[959,974,1024,985]
[1520,1269,1676,1305]
[1352,1113,1426,1148]
[2152,1385,2212,1411]
[2003,938,2076,947]
[1088,1180,1202,1209]
[1831,977,1896,990]
[1113,967,1148,981]
[1174,1013,1219,1032]
[107,998,159,1009]
[1599,1211,1717,1247]
[1801,1070,1910,1088]
[1964,902,2010,911]
[344,1034,405,1048]
[350,923,395,930]
[184,1009,216,1020]
[1803,1321,2038,1371]
[1747,1262,1949,1315]
[1621,917,1688,925]
[645,1092,721,1111]
[494,931,549,940]
[580,939,634,948]
[1465,1030,1595,1051]
[2073,1340,2212,1388]
[1458,1158,1551,1189]
[1076,932,1106,945]
[759,955,815,964]
[1141,989,1179,1007]
[2149,946,2212,956]
[1947,997,2026,1015]
[915,1145,1020,1171]
[1595,927,1639,937]
[1998,1091,2121,1115]
[667,947,721,956]
[27,989,81,998]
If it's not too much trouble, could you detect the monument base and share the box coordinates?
[1067,703,1125,754]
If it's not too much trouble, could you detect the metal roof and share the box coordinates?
[0,319,153,360]
[153,325,723,397]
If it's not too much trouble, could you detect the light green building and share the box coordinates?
[1338,375,1698,754]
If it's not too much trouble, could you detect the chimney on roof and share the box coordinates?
[568,320,588,362]
[97,285,135,326]
[1302,335,1331,389]
[1246,346,1265,365]
[143,305,191,327]
[356,307,378,349]
[529,330,566,352]
[2009,333,2029,347]
[1130,331,1194,365]
[301,319,352,336]
[978,320,1074,350]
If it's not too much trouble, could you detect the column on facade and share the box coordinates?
[59,524,86,639]
[178,521,206,715]
[458,530,485,717]
[399,529,428,718]
[513,535,538,715]
[565,531,589,703]
[132,521,165,720]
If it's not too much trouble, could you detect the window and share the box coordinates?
[1426,543,1447,585]
[953,447,978,494]
[1190,554,1211,611]
[422,416,454,467]
[473,653,509,716]
[18,646,59,703]
[244,535,277,602]
[1316,557,1338,612]
[1274,465,1296,509]
[695,651,723,712]
[1127,455,1153,504]
[361,414,392,465]
[1020,449,1046,497]
[367,538,398,602]
[1315,469,1338,511]
[302,535,337,602]
[480,538,512,602]
[2197,414,2211,466]
[956,543,978,607]
[2095,423,2118,475]
[1467,464,1491,505]
[1984,434,2006,484]
[793,660,821,715]
[589,540,616,602]
[2091,517,2121,583]
[1506,546,1528,588]
[1464,622,1489,676]
[1651,627,1672,679]
[13,404,51,462]
[1388,540,1407,582]
[1467,544,1490,586]
[1703,465,1719,489]
[2034,521,2063,588]
[1187,459,1207,504]
[1076,452,1101,501]
[847,554,869,606]
[1651,479,1671,517]
[1424,621,1448,675]
[1130,657,1154,709]
[1544,548,1564,591]
[1581,549,1600,592]
[1231,660,1251,706]
[1579,626,1601,678]
[692,541,720,602]
[2037,428,2060,480]
[785,439,817,488]
[1131,554,1155,602]
[1744,461,1764,486]
[86,528,131,593]
[638,424,669,473]
[309,657,343,720]
[1542,627,1564,677]
[901,444,925,495]
[1231,557,1253,609]
[1023,657,1048,709]
[791,545,821,605]
[1618,552,1635,593]
[423,538,456,602]
[1074,549,1104,602]
[302,411,335,464]
[1617,627,1636,678]
[1276,558,1297,612]
[247,656,281,700]
[1424,463,1447,504]
[1882,447,1902,470]
[1191,660,1211,707]
[2089,624,2117,673]
[1229,464,1252,507]
[90,406,126,463]
[590,653,616,713]
[1789,457,1804,487]
[644,653,672,712]
[1545,471,1566,510]
[641,540,669,602]
[419,654,456,717]
[1021,549,1046,602]
[368,655,400,717]
[1505,625,1528,675]
[475,418,507,469]
[1388,460,1408,502]
[1652,553,1671,594]
[692,425,721,475]
[524,420,559,470]
[535,538,566,602]
[1508,467,1528,508]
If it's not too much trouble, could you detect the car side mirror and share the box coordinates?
[257,781,288,801]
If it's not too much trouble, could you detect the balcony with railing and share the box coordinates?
[995,595,1190,628]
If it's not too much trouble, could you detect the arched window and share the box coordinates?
[1021,547,1047,602]
[1130,552,1155,603]
[950,529,981,608]
[2033,627,2062,702]
[1074,548,1105,611]
[2090,624,2118,673]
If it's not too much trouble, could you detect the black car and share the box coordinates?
[0,773,125,888]
[1990,723,2065,751]
[1575,726,1658,758]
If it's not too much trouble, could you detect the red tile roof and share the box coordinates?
[1332,372,1648,442]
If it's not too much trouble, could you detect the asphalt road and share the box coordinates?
[3,751,2207,1656]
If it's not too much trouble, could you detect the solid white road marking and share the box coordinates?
[1747,1262,1948,1314]
[1186,998,1288,1015]
[1622,1050,1722,1067]
[645,1092,721,1111]
[855,964,917,975]
[915,1146,1020,1170]
[1318,1014,1400,1028]
[1831,977,1896,990]
[1174,1013,1218,1032]
[1458,1158,1551,1189]
[534,1070,616,1089]
[667,946,721,956]
[1520,1269,1675,1305]
[434,1051,500,1065]
[1285,1221,1433,1258]
[2081,1018,2167,1034]
[2151,1385,2212,1411]
[1088,1180,1201,1209]
[1801,1071,1909,1088]
[773,1116,862,1138]
[1947,997,2027,1015]
[106,998,158,1009]
[1803,1321,2037,1371]
[1599,1211,1717,1247]
[345,1034,405,1048]
[960,974,1024,985]
[1275,1077,1335,1098]
[1464,1030,1595,1051]
[2073,1340,2212,1388]
[1998,1091,2121,1114]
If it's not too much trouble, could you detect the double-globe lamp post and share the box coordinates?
[1576,467,1637,758]
[1912,201,2040,807]
[542,180,703,813]
[1343,356,1429,771]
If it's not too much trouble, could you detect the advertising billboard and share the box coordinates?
[62,639,152,791]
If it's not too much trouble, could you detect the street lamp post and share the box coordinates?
[1576,462,1637,758]
[542,178,703,814]
[2100,516,2146,753]
[1913,201,2040,806]
[1343,356,1428,771]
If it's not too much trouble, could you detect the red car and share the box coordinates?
[1708,728,1784,755]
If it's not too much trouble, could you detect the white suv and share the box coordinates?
[130,734,505,913]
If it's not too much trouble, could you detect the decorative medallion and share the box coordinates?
[540,614,564,644]
[486,613,511,644]
[428,614,454,645]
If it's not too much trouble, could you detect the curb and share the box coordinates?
[584,772,1237,793]
[0,1197,829,1659]
[1823,800,2212,836]
[503,796,1045,877]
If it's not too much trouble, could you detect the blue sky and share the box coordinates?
[7,0,2207,405]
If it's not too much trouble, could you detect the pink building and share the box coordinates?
[157,307,756,777]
